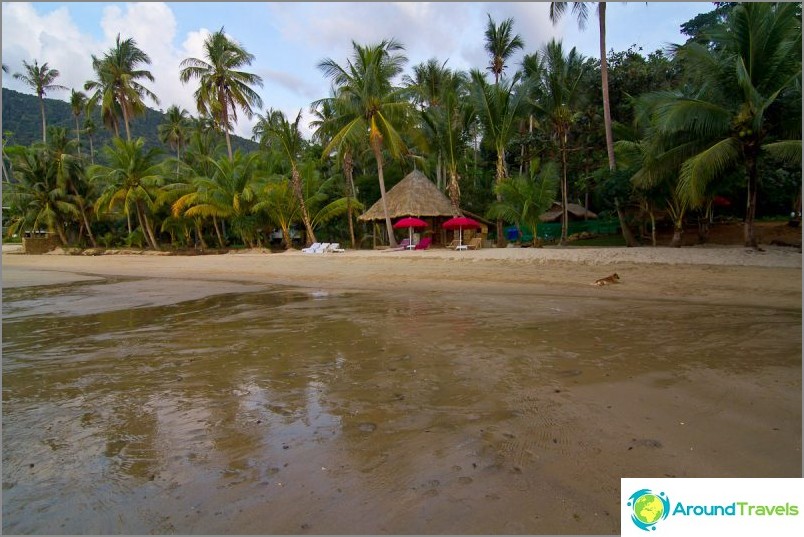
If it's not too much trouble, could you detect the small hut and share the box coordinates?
[539,202,598,222]
[359,170,459,247]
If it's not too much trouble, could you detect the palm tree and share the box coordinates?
[531,40,587,245]
[317,39,412,248]
[259,109,317,246]
[83,116,97,165]
[180,28,264,162]
[310,96,359,248]
[46,127,97,247]
[487,161,560,246]
[484,14,525,84]
[550,2,617,171]
[172,153,261,248]
[69,89,87,157]
[13,59,67,143]
[254,177,298,249]
[4,144,76,245]
[84,35,159,141]
[650,2,801,248]
[90,138,164,249]
[468,69,531,246]
[158,105,191,177]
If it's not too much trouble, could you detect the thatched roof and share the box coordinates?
[358,169,458,221]
[539,202,598,222]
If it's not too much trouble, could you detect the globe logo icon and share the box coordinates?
[627,489,670,531]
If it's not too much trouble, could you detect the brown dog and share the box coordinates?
[593,273,620,286]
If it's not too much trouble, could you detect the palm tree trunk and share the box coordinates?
[615,196,638,247]
[559,133,569,245]
[213,216,225,248]
[74,116,82,158]
[39,95,47,143]
[343,152,356,249]
[89,134,95,165]
[136,201,159,250]
[220,91,234,162]
[495,150,506,247]
[120,95,132,141]
[292,165,317,246]
[744,157,759,248]
[599,2,616,171]
[448,168,461,213]
[77,201,97,247]
[371,140,397,248]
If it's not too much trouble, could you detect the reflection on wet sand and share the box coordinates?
[2,279,801,534]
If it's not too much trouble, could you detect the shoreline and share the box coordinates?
[3,245,801,310]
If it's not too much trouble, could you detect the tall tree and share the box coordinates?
[84,35,159,141]
[69,89,87,157]
[158,105,191,177]
[530,40,587,245]
[180,28,264,162]
[318,39,412,248]
[310,96,358,248]
[550,2,617,171]
[90,138,164,250]
[653,2,802,248]
[260,109,317,246]
[468,69,531,246]
[484,14,525,84]
[13,59,67,143]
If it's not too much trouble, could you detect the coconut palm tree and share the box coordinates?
[69,90,87,157]
[310,96,360,249]
[83,116,97,165]
[468,69,532,246]
[484,14,525,84]
[84,35,159,141]
[258,109,317,246]
[13,59,67,143]
[254,177,298,249]
[180,28,264,162]
[317,39,413,248]
[487,161,560,246]
[4,144,76,245]
[90,138,164,249]
[550,2,617,171]
[158,105,191,178]
[531,40,588,245]
[649,2,802,248]
[46,127,97,247]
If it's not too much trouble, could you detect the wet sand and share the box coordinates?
[2,246,802,534]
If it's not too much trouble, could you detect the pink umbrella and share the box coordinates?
[393,217,429,247]
[442,216,481,248]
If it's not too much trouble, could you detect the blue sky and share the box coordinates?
[1,2,711,139]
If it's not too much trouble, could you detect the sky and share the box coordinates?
[1,1,711,140]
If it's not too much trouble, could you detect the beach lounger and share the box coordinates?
[466,237,482,250]
[328,243,345,253]
[414,237,432,250]
[446,239,459,250]
[314,243,331,253]
[302,242,322,253]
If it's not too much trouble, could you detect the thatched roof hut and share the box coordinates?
[358,169,458,221]
[539,202,598,222]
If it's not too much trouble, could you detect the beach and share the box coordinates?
[2,244,802,534]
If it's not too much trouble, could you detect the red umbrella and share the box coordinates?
[393,217,429,247]
[442,216,481,248]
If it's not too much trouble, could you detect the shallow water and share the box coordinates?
[2,277,801,534]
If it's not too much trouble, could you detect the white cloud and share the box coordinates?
[2,2,101,98]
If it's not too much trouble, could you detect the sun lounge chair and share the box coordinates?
[328,243,345,253]
[446,239,459,250]
[302,242,322,253]
[314,242,331,253]
[466,237,482,250]
[414,237,432,250]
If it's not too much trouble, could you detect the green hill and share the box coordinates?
[1,87,259,154]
